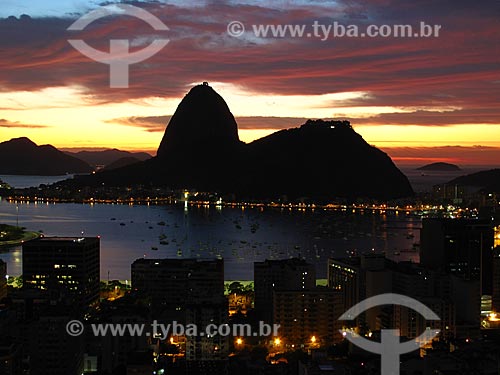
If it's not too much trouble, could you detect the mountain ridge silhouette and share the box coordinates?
[0,137,93,175]
[62,84,414,199]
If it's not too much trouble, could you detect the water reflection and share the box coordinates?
[0,201,420,280]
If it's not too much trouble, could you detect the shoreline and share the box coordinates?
[1,196,425,215]
[0,230,41,248]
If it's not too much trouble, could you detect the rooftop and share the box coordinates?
[132,257,222,265]
[255,258,311,266]
[27,236,99,243]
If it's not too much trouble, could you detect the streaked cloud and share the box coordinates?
[110,115,171,132]
[0,0,498,164]
[0,119,50,128]
[0,1,498,108]
[111,115,316,132]
[382,146,500,166]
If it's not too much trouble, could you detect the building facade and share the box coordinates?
[0,259,6,301]
[132,258,228,362]
[420,218,494,296]
[328,254,459,340]
[254,258,316,323]
[22,237,100,307]
[492,227,500,312]
[131,258,224,317]
[273,286,343,347]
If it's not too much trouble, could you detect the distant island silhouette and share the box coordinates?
[417,162,461,171]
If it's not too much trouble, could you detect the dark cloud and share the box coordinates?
[111,115,336,131]
[348,109,500,126]
[0,119,49,128]
[0,1,498,126]
[112,106,500,134]
[110,115,170,132]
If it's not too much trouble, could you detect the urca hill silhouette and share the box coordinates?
[73,84,413,200]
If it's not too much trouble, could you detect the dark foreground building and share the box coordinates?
[420,218,494,295]
[15,237,100,375]
[0,259,6,301]
[254,258,316,324]
[22,237,100,307]
[132,258,229,364]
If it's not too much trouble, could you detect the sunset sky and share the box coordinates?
[1,0,499,165]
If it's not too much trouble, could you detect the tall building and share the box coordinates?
[254,258,316,323]
[328,254,458,339]
[9,289,84,375]
[328,257,362,314]
[0,294,20,375]
[493,251,500,312]
[30,311,84,375]
[394,296,455,341]
[0,259,6,301]
[392,263,456,340]
[97,304,150,373]
[449,275,480,338]
[131,258,224,317]
[273,286,343,347]
[22,237,100,307]
[132,258,228,362]
[327,254,385,316]
[185,301,229,361]
[420,218,494,295]
[25,306,84,375]
[492,226,500,311]
[0,337,22,375]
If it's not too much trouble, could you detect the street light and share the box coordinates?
[311,336,316,344]
[274,338,281,346]
[236,338,243,346]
